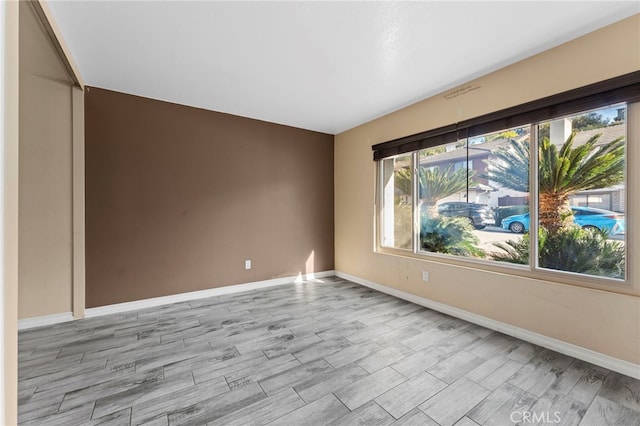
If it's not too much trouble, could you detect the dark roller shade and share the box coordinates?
[373,71,640,161]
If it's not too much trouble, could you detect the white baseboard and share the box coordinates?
[18,312,74,330]
[335,271,640,380]
[85,270,335,318]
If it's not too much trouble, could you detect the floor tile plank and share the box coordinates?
[294,362,369,403]
[131,377,230,425]
[334,367,406,411]
[419,378,490,426]
[258,358,333,396]
[166,382,265,426]
[329,401,395,426]
[466,382,536,425]
[356,343,415,373]
[465,355,523,390]
[266,393,349,426]
[580,396,640,426]
[597,371,640,412]
[375,371,447,419]
[391,409,439,426]
[207,388,304,426]
[427,350,485,384]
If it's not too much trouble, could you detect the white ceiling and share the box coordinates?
[47,1,639,134]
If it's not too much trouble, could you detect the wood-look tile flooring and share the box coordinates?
[18,276,640,426]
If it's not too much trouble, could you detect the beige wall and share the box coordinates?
[85,88,334,308]
[18,2,78,319]
[3,0,20,423]
[72,86,85,318]
[335,15,640,364]
[6,1,82,420]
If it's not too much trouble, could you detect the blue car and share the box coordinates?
[501,206,625,235]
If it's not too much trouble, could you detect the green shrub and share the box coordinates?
[540,226,624,279]
[491,234,530,265]
[421,216,485,258]
[491,226,624,279]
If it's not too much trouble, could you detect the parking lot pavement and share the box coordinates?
[472,226,522,254]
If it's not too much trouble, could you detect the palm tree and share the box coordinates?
[485,137,529,194]
[487,133,624,233]
[539,134,623,232]
[418,165,474,218]
[394,167,413,197]
[394,165,473,218]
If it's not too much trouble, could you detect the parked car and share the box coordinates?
[437,202,495,230]
[501,206,625,235]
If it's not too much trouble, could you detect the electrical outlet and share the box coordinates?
[245,260,251,270]
[422,270,430,282]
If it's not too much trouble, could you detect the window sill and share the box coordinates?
[374,246,639,297]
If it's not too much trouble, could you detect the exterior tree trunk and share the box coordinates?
[538,192,572,234]
[421,200,439,219]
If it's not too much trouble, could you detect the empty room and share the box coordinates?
[2,1,640,425]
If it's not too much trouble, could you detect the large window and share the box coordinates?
[374,73,638,284]
[534,106,626,279]
[413,127,532,262]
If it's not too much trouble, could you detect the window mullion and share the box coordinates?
[412,152,419,254]
[529,124,539,271]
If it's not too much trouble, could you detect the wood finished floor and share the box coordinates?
[18,276,640,426]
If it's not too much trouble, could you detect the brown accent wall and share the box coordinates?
[85,88,334,307]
